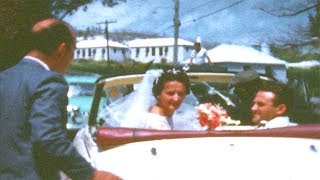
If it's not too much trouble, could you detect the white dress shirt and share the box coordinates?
[191,48,209,65]
[258,116,297,129]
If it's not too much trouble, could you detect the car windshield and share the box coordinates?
[94,73,250,129]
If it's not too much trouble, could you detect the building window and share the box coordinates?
[88,48,92,57]
[159,47,163,56]
[113,48,117,54]
[76,49,80,58]
[122,49,125,55]
[152,47,155,56]
[93,49,96,57]
[165,47,168,55]
[136,48,140,58]
[146,47,149,57]
[82,49,85,57]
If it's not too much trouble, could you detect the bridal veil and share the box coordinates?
[99,69,204,130]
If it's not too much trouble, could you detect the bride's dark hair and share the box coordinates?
[152,67,190,97]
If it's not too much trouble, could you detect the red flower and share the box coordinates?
[196,103,224,130]
[198,113,209,126]
[209,111,221,129]
[197,103,241,130]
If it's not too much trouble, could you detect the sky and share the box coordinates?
[65,0,314,45]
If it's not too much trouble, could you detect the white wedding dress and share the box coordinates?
[99,69,204,131]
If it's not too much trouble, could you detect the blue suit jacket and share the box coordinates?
[0,58,94,179]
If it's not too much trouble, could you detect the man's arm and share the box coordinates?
[30,74,95,179]
[29,74,121,179]
[189,50,196,65]
[207,56,212,64]
[205,50,212,64]
[30,76,120,180]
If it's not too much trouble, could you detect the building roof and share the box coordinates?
[76,37,128,48]
[286,60,320,69]
[125,38,194,47]
[207,44,286,65]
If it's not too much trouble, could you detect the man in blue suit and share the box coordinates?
[0,18,120,180]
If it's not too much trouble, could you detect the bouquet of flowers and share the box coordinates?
[196,103,240,130]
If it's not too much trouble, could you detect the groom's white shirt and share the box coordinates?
[259,116,297,129]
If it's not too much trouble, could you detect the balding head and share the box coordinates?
[27,18,76,73]
[30,18,75,55]
[32,18,58,32]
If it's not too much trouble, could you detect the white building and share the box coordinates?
[207,44,288,82]
[125,38,194,64]
[74,37,129,62]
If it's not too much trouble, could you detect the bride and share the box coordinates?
[99,68,204,130]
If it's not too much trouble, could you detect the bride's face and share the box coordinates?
[157,80,187,115]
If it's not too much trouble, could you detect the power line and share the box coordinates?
[183,0,244,25]
[157,0,245,34]
[180,0,215,16]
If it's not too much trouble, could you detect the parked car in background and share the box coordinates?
[65,75,100,135]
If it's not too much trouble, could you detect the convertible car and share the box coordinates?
[71,71,320,180]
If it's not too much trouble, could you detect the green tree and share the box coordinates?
[309,3,320,38]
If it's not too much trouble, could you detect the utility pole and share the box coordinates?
[173,0,180,66]
[98,20,117,65]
